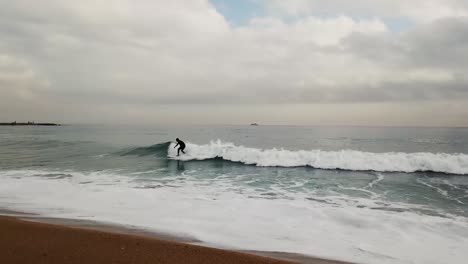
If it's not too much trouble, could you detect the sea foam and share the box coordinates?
[1,169,468,264]
[169,140,468,174]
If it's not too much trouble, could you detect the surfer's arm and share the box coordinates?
[174,143,179,148]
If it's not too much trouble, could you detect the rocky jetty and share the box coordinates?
[0,121,61,126]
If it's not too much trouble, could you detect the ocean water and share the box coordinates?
[1,125,468,264]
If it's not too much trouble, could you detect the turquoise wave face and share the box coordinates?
[118,142,172,157]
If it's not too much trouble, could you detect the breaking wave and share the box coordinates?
[165,140,468,175]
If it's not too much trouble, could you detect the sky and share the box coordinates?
[0,0,468,126]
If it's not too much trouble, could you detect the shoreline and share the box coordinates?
[0,209,351,264]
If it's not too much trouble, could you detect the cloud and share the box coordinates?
[261,0,468,22]
[0,0,467,125]
[0,54,50,101]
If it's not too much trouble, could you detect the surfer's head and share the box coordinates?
[176,138,180,142]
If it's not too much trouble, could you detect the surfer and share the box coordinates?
[174,138,186,156]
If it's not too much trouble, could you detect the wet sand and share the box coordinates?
[0,212,351,264]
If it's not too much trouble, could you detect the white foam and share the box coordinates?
[366,173,385,188]
[1,169,468,264]
[169,140,468,174]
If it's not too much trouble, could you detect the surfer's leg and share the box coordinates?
[177,148,180,156]
[181,147,185,154]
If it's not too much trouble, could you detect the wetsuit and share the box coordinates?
[174,140,186,156]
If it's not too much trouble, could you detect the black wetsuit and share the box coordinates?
[175,140,186,156]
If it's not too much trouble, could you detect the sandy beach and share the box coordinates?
[0,215,350,264]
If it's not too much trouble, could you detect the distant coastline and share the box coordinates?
[0,122,60,126]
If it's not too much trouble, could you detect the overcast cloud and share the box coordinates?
[0,0,467,126]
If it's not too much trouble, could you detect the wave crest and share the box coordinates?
[168,140,468,175]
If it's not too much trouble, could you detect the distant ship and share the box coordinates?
[250,123,259,126]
